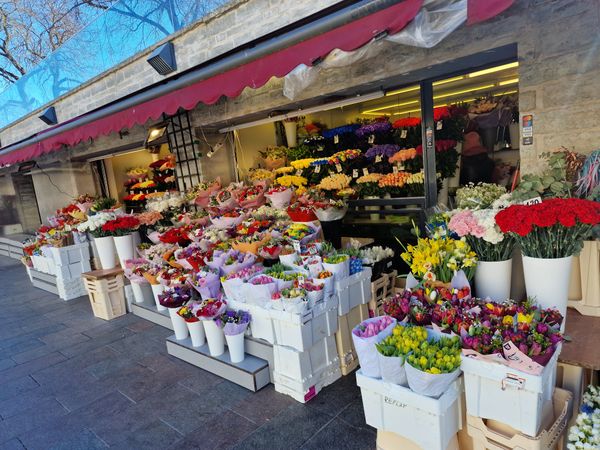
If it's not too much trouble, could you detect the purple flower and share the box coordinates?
[355,121,392,138]
[536,323,549,334]
[364,144,400,160]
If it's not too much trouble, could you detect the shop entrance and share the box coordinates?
[11,171,41,233]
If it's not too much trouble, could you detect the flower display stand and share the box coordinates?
[28,267,88,300]
[460,348,560,437]
[335,303,369,375]
[368,270,397,317]
[567,240,600,317]
[356,371,462,450]
[165,334,272,392]
[81,268,127,321]
[466,388,572,450]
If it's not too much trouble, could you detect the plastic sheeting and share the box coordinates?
[283,0,467,100]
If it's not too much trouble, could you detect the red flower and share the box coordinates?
[392,117,421,129]
[433,106,451,121]
[102,216,140,234]
[159,226,191,246]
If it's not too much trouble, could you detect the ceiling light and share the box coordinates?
[144,123,168,152]
[385,85,420,97]
[468,61,519,78]
[218,91,384,132]
[432,76,465,86]
[498,77,519,86]
[433,84,496,100]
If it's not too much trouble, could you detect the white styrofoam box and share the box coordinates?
[271,295,338,352]
[356,371,462,450]
[460,347,560,437]
[333,267,372,316]
[31,255,57,275]
[53,259,92,281]
[48,243,91,266]
[228,299,276,344]
[273,334,339,382]
[273,362,341,403]
[56,277,87,301]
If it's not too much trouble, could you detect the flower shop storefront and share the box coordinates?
[7,1,600,448]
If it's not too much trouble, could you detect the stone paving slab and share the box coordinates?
[0,257,376,449]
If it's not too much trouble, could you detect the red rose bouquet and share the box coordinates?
[101,215,140,237]
[495,198,600,258]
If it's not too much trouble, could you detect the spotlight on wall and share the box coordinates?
[206,141,224,158]
[147,42,177,75]
[39,106,58,125]
[144,122,168,153]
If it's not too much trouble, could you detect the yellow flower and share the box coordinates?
[517,312,534,324]
[276,175,307,187]
[503,315,514,326]
[290,159,315,170]
[274,166,294,175]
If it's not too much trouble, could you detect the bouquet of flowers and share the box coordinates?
[217,309,251,336]
[159,226,191,246]
[187,178,221,207]
[376,325,428,385]
[456,183,507,210]
[495,198,600,258]
[158,285,193,309]
[123,258,151,284]
[195,297,227,320]
[260,146,288,170]
[355,120,392,140]
[188,270,221,299]
[157,267,190,288]
[389,148,417,165]
[567,409,600,449]
[210,210,245,229]
[101,215,140,237]
[400,237,478,283]
[365,144,400,160]
[76,211,117,238]
[236,185,266,209]
[356,173,384,198]
[136,211,163,226]
[265,185,294,209]
[449,209,514,261]
[207,249,256,275]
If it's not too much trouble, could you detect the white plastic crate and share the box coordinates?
[48,243,91,266]
[273,334,339,382]
[461,348,560,437]
[271,295,338,352]
[356,371,462,450]
[228,299,276,344]
[56,277,87,301]
[333,267,372,316]
[273,362,341,403]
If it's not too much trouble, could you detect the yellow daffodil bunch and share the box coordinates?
[400,237,477,283]
[275,175,308,187]
[317,173,351,191]
[336,187,356,198]
[290,158,316,170]
[248,168,275,182]
[274,166,295,175]
[407,336,461,374]
[405,170,425,185]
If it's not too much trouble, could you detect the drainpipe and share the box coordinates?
[0,0,406,158]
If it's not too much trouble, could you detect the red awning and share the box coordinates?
[0,0,513,166]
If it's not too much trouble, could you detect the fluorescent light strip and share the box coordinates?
[385,85,419,97]
[218,91,385,132]
[498,77,519,86]
[362,99,419,114]
[468,61,519,78]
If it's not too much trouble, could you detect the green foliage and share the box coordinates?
[512,152,573,201]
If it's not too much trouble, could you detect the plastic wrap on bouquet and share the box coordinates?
[323,259,350,282]
[244,275,278,306]
[207,250,257,276]
[405,363,461,398]
[147,231,162,244]
[352,316,397,378]
[123,258,150,283]
[265,189,293,209]
[313,274,334,296]
[378,352,408,386]
[194,178,221,207]
[286,206,318,223]
[210,214,244,229]
[314,206,348,222]
[189,271,221,300]
[279,251,297,266]
[222,278,245,302]
[232,234,271,255]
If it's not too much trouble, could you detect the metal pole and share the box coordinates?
[420,81,437,210]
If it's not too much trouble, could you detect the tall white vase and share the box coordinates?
[131,281,152,304]
[94,236,117,269]
[203,320,225,356]
[168,308,189,340]
[187,321,206,347]
[113,233,135,268]
[475,259,512,302]
[283,121,297,147]
[151,284,167,312]
[226,333,245,363]
[522,255,573,324]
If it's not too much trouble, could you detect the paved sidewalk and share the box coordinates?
[0,257,375,450]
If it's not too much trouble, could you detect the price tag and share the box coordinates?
[333,135,339,144]
[368,134,375,144]
[393,166,399,174]
[314,165,321,173]
[400,129,408,139]
[362,168,369,176]
[436,121,443,130]
[296,169,303,176]
[522,196,542,206]
[336,164,342,173]
[293,241,302,252]
[298,275,305,285]
[375,155,383,163]
[352,169,359,178]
